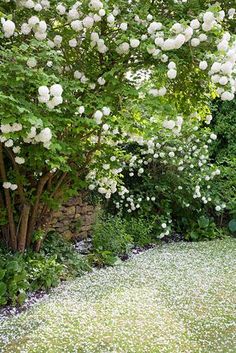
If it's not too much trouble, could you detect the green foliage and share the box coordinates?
[25,254,63,292]
[186,216,223,241]
[92,214,133,257]
[0,251,29,306]
[124,217,156,247]
[90,214,157,266]
[210,99,236,222]
[108,117,224,240]
[0,233,90,306]
[42,232,91,278]
[228,219,236,234]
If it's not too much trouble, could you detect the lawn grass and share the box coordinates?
[0,238,235,353]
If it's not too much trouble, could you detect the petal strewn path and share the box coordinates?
[0,239,236,353]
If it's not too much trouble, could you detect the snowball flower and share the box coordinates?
[28,16,40,26]
[107,14,115,23]
[167,69,177,79]
[163,120,175,129]
[74,71,82,79]
[210,133,217,140]
[199,61,208,70]
[71,20,83,32]
[38,86,49,96]
[168,62,176,70]
[158,87,167,96]
[203,12,215,24]
[3,182,11,189]
[190,19,200,29]
[15,157,25,164]
[205,115,212,124]
[211,62,221,73]
[221,91,234,101]
[27,57,37,68]
[120,23,128,31]
[51,96,63,106]
[228,8,235,19]
[102,107,111,116]
[219,76,228,85]
[102,124,110,131]
[174,34,186,49]
[130,39,140,48]
[54,35,63,45]
[94,110,103,120]
[37,128,52,143]
[217,40,228,52]
[10,184,18,191]
[3,20,16,37]
[148,22,162,34]
[50,84,63,97]
[171,23,183,33]
[116,42,130,54]
[89,0,103,11]
[221,62,233,75]
[5,139,13,147]
[191,38,200,47]
[56,4,66,15]
[83,16,94,28]
[78,106,85,114]
[21,23,31,35]
[98,77,106,85]
[69,38,77,47]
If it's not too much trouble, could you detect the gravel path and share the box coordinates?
[0,239,235,353]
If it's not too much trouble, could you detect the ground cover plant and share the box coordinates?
[0,233,90,306]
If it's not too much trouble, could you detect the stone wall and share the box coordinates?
[48,195,97,240]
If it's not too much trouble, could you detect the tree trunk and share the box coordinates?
[0,144,17,251]
[26,172,51,247]
[17,204,31,252]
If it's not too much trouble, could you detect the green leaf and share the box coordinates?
[228,219,236,233]
[18,291,27,305]
[0,269,6,280]
[7,261,20,272]
[198,216,210,229]
[0,282,7,296]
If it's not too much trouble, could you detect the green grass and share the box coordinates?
[0,238,236,353]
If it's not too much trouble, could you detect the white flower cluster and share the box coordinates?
[24,127,52,148]
[208,35,236,101]
[0,124,23,149]
[1,19,15,38]
[38,84,63,109]
[149,86,167,97]
[19,0,50,11]
[93,107,111,124]
[90,32,108,53]
[21,16,47,40]
[163,116,183,135]
[2,182,18,191]
[87,172,118,200]
[0,123,22,134]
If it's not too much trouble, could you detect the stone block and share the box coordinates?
[63,230,73,240]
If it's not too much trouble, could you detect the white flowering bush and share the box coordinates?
[0,0,235,251]
[98,114,225,240]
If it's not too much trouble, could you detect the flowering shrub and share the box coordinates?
[0,0,235,251]
[209,98,236,229]
[102,116,226,239]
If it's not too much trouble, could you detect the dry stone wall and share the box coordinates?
[48,195,97,240]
